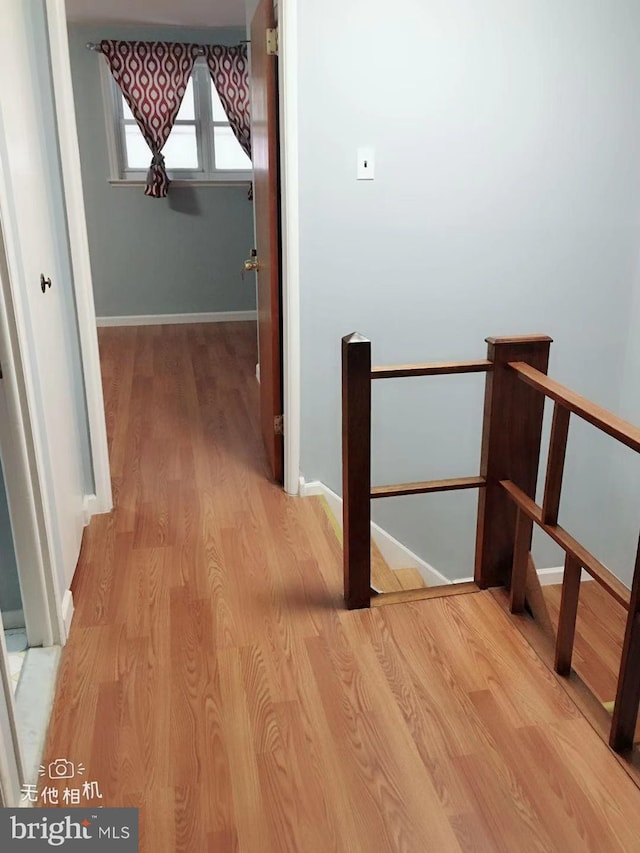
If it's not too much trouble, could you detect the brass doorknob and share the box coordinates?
[242,250,259,279]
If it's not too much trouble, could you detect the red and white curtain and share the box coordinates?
[206,45,252,160]
[100,40,200,198]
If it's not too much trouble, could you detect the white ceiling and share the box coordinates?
[66,0,246,28]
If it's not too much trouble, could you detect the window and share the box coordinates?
[104,60,251,184]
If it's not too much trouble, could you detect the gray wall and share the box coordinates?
[296,0,640,580]
[68,24,256,318]
[0,461,21,615]
[599,277,640,585]
[245,0,261,27]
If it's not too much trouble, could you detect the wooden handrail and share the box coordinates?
[342,329,640,756]
[508,358,640,752]
[510,361,640,454]
[500,479,631,609]
[371,476,486,499]
[371,359,492,379]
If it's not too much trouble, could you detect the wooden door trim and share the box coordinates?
[252,0,284,483]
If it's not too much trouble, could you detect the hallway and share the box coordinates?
[41,322,640,851]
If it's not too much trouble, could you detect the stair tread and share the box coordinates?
[371,541,403,592]
[394,568,427,590]
[310,495,427,594]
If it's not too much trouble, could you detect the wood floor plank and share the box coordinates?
[217,645,271,853]
[38,323,640,852]
[466,690,579,852]
[394,567,427,590]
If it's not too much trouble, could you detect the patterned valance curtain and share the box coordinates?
[206,45,252,159]
[100,40,200,198]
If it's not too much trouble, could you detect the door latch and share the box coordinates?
[40,274,52,293]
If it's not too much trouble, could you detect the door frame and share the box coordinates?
[51,0,301,497]
[275,0,301,496]
[46,0,112,515]
[48,0,302,498]
[0,154,64,649]
[0,0,110,648]
[0,0,110,807]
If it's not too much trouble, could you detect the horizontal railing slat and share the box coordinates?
[371,476,486,499]
[371,360,493,379]
[510,361,640,454]
[500,479,631,610]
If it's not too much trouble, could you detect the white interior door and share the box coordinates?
[0,0,88,597]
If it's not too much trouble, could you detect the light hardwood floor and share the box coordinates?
[41,323,640,851]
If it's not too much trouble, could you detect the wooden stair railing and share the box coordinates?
[342,333,551,609]
[503,360,640,754]
[342,331,640,756]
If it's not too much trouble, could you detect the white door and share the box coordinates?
[0,0,88,596]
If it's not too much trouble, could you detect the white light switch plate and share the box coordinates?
[357,147,375,180]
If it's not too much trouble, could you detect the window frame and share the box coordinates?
[100,58,252,186]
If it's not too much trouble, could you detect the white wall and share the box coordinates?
[295,0,640,580]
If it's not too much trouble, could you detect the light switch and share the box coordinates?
[357,147,375,180]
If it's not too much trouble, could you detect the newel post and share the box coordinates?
[342,333,372,609]
[474,335,552,589]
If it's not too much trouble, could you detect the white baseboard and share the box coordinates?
[61,590,74,640]
[96,310,257,327]
[82,493,98,526]
[298,477,322,497]
[299,478,597,589]
[453,567,593,585]
[298,478,450,587]
[1,609,25,630]
[535,566,593,585]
